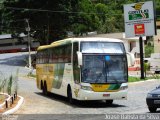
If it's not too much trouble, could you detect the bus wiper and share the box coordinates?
[95,73,102,83]
[110,71,120,84]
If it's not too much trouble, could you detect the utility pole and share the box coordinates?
[25,19,32,70]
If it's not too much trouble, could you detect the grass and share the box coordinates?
[0,70,19,95]
[128,76,141,82]
[128,74,160,82]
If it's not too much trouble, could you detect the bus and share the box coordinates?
[36,37,129,104]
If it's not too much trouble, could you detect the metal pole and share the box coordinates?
[25,19,32,69]
[139,36,144,79]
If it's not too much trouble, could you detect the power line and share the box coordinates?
[5,6,123,15]
[0,19,27,25]
[0,25,49,31]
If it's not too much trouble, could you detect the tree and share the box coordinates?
[1,0,100,44]
[1,0,159,45]
[71,0,99,36]
[1,0,77,44]
[95,1,124,33]
[95,3,108,24]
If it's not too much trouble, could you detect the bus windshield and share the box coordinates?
[81,42,125,53]
[82,55,127,83]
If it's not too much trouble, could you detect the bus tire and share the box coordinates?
[43,81,48,96]
[41,80,43,90]
[148,107,157,113]
[106,100,113,105]
[67,86,74,104]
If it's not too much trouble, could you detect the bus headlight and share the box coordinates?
[81,85,93,91]
[120,85,128,90]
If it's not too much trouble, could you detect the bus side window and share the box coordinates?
[36,52,39,64]
[73,42,80,83]
[48,49,53,63]
[66,44,71,63]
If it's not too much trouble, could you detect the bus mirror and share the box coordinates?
[77,51,82,67]
[127,52,135,66]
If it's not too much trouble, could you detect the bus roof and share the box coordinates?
[37,37,123,51]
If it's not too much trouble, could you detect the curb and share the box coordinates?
[0,93,11,109]
[2,96,24,115]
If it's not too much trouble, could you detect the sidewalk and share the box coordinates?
[128,70,159,78]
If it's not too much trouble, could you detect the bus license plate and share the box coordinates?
[154,100,160,104]
[103,94,110,97]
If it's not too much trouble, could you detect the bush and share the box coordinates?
[0,70,19,95]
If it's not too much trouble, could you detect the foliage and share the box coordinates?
[128,76,141,82]
[0,70,19,95]
[0,0,99,44]
[0,0,160,44]
[145,45,154,58]
[7,75,13,95]
[144,62,150,71]
[0,71,6,93]
[144,36,154,57]
[128,75,160,82]
[71,0,100,36]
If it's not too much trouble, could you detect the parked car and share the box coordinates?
[150,53,160,74]
[146,85,160,112]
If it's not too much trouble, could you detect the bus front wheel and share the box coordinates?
[43,81,48,95]
[41,81,43,90]
[105,100,113,105]
[148,107,157,113]
[67,87,74,104]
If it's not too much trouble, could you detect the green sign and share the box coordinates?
[129,12,149,20]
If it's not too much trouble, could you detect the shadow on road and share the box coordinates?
[147,109,160,113]
[35,92,126,108]
[0,54,27,66]
[0,52,36,67]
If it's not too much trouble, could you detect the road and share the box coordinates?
[15,77,160,114]
[0,52,160,115]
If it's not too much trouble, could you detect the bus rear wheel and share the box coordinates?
[67,87,74,104]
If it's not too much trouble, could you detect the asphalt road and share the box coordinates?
[0,52,160,116]
[15,77,160,114]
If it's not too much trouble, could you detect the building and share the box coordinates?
[87,32,147,70]
[88,32,146,57]
[0,33,40,53]
[154,21,160,53]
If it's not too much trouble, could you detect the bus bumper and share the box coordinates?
[76,89,127,101]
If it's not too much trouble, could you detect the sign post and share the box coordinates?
[139,36,144,79]
[124,1,156,79]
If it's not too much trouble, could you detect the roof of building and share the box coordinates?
[0,34,12,39]
[0,33,26,40]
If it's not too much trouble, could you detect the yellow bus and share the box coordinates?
[36,37,129,104]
